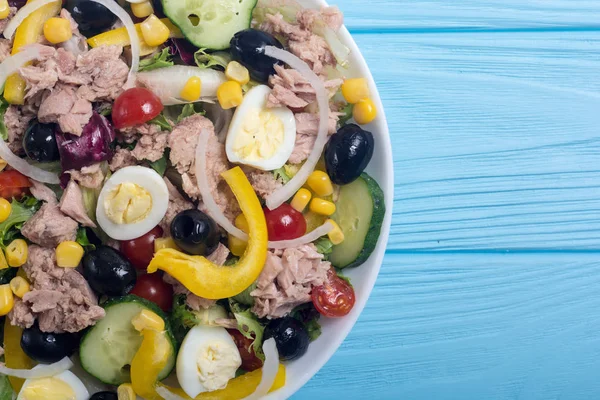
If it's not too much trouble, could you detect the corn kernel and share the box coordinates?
[0,158,7,172]
[131,0,154,18]
[56,241,84,268]
[140,14,170,47]
[217,81,244,110]
[117,383,136,400]
[43,17,72,44]
[0,198,11,223]
[6,239,27,267]
[132,309,165,332]
[306,171,334,197]
[291,188,312,213]
[225,61,250,85]
[309,198,336,216]
[0,284,14,316]
[0,249,8,270]
[228,214,248,257]
[326,219,345,245]
[180,76,202,102]
[353,98,377,125]
[341,78,370,104]
[154,237,180,253]
[9,277,30,299]
[0,0,10,20]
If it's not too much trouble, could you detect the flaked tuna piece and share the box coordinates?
[21,203,78,248]
[37,84,92,136]
[241,167,283,199]
[288,112,340,164]
[75,45,128,101]
[29,180,57,204]
[267,65,342,109]
[3,105,36,155]
[59,180,96,227]
[159,177,194,234]
[132,130,168,162]
[65,163,105,190]
[109,147,137,172]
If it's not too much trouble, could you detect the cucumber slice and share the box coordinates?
[162,0,258,50]
[329,173,386,269]
[79,295,176,385]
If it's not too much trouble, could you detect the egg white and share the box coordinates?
[18,370,89,400]
[96,166,169,241]
[225,85,297,171]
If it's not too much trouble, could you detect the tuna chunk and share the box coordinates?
[242,167,283,199]
[132,131,168,162]
[75,45,128,101]
[3,105,36,155]
[66,163,105,190]
[267,65,342,109]
[21,203,78,248]
[37,85,92,136]
[159,178,194,233]
[251,244,331,319]
[288,112,340,164]
[109,147,137,172]
[0,39,11,63]
[29,180,57,204]
[59,180,96,227]
[58,9,88,57]
[9,246,105,333]
[297,6,344,31]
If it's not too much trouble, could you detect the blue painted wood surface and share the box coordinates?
[294,1,600,399]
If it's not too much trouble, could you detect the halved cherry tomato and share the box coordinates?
[120,226,163,270]
[130,273,173,312]
[311,269,355,318]
[263,204,306,241]
[227,329,263,372]
[112,87,163,129]
[0,170,31,199]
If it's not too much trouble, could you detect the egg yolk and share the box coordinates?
[231,108,285,162]
[104,182,153,224]
[20,377,76,400]
[196,340,242,392]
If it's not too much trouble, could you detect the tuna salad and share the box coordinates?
[0,0,385,398]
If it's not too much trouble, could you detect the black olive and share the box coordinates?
[230,29,284,83]
[82,246,136,296]
[264,317,309,361]
[21,323,79,363]
[90,392,118,400]
[325,124,374,185]
[65,0,118,37]
[170,210,220,256]
[23,121,60,162]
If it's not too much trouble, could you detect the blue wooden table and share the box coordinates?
[295,1,600,399]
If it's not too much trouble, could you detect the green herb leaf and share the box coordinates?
[149,154,168,176]
[0,197,41,248]
[177,103,203,123]
[314,237,334,259]
[76,227,96,251]
[223,256,240,267]
[148,113,172,132]
[138,47,174,72]
[338,103,354,127]
[0,97,9,141]
[194,48,230,70]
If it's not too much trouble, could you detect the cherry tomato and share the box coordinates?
[263,204,306,241]
[120,226,163,270]
[130,273,173,312]
[227,329,263,372]
[311,270,355,318]
[111,88,163,129]
[0,170,31,199]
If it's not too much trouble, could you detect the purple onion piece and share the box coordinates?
[168,38,198,66]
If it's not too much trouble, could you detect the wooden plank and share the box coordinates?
[296,253,600,399]
[350,31,600,251]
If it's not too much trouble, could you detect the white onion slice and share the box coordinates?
[3,0,58,40]
[241,338,280,400]
[268,221,333,249]
[0,356,73,379]
[90,0,139,87]
[155,386,187,400]
[263,46,330,210]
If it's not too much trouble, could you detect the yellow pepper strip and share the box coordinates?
[130,328,172,400]
[87,18,183,57]
[3,319,35,392]
[4,0,61,104]
[148,167,268,300]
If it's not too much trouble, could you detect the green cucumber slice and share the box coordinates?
[329,173,386,269]
[79,295,176,385]
[162,0,258,50]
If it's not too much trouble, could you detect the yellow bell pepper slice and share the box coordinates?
[3,319,35,392]
[147,166,268,300]
[130,328,172,400]
[87,18,183,57]
[4,0,61,104]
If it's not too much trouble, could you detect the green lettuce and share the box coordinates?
[148,113,172,132]
[314,237,333,259]
[76,228,95,251]
[0,197,41,248]
[170,295,229,344]
[194,48,230,70]
[0,374,13,400]
[149,153,168,176]
[229,300,265,360]
[290,303,322,341]
[138,47,174,72]
[338,103,353,127]
[0,97,9,141]
[231,280,257,306]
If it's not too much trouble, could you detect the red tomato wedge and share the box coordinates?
[112,88,163,129]
[0,170,31,199]
[312,270,356,318]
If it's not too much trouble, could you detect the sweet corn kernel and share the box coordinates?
[228,214,248,257]
[0,0,10,20]
[117,383,136,400]
[56,241,84,268]
[180,76,202,102]
[0,284,14,316]
[131,0,154,18]
[225,61,250,85]
[353,98,377,125]
[0,249,8,270]
[6,239,27,267]
[309,198,336,216]
[306,171,334,197]
[217,81,244,110]
[140,14,170,47]
[0,158,7,172]
[0,198,11,223]
[291,188,312,212]
[9,277,30,298]
[326,219,345,245]
[132,309,165,332]
[341,78,370,104]
[154,237,180,253]
[43,17,73,44]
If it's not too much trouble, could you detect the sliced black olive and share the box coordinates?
[325,123,375,185]
[21,323,79,363]
[264,317,309,361]
[82,246,136,296]
[23,121,60,162]
[65,0,118,37]
[90,392,118,400]
[230,29,284,83]
[170,210,220,256]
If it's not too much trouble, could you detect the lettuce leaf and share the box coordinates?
[229,300,265,360]
[290,303,322,341]
[231,281,257,306]
[149,154,168,176]
[0,97,9,141]
[170,295,229,344]
[148,113,172,132]
[314,237,333,259]
[0,197,41,248]
[0,374,13,400]
[138,47,174,72]
[76,228,95,251]
[194,48,230,70]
